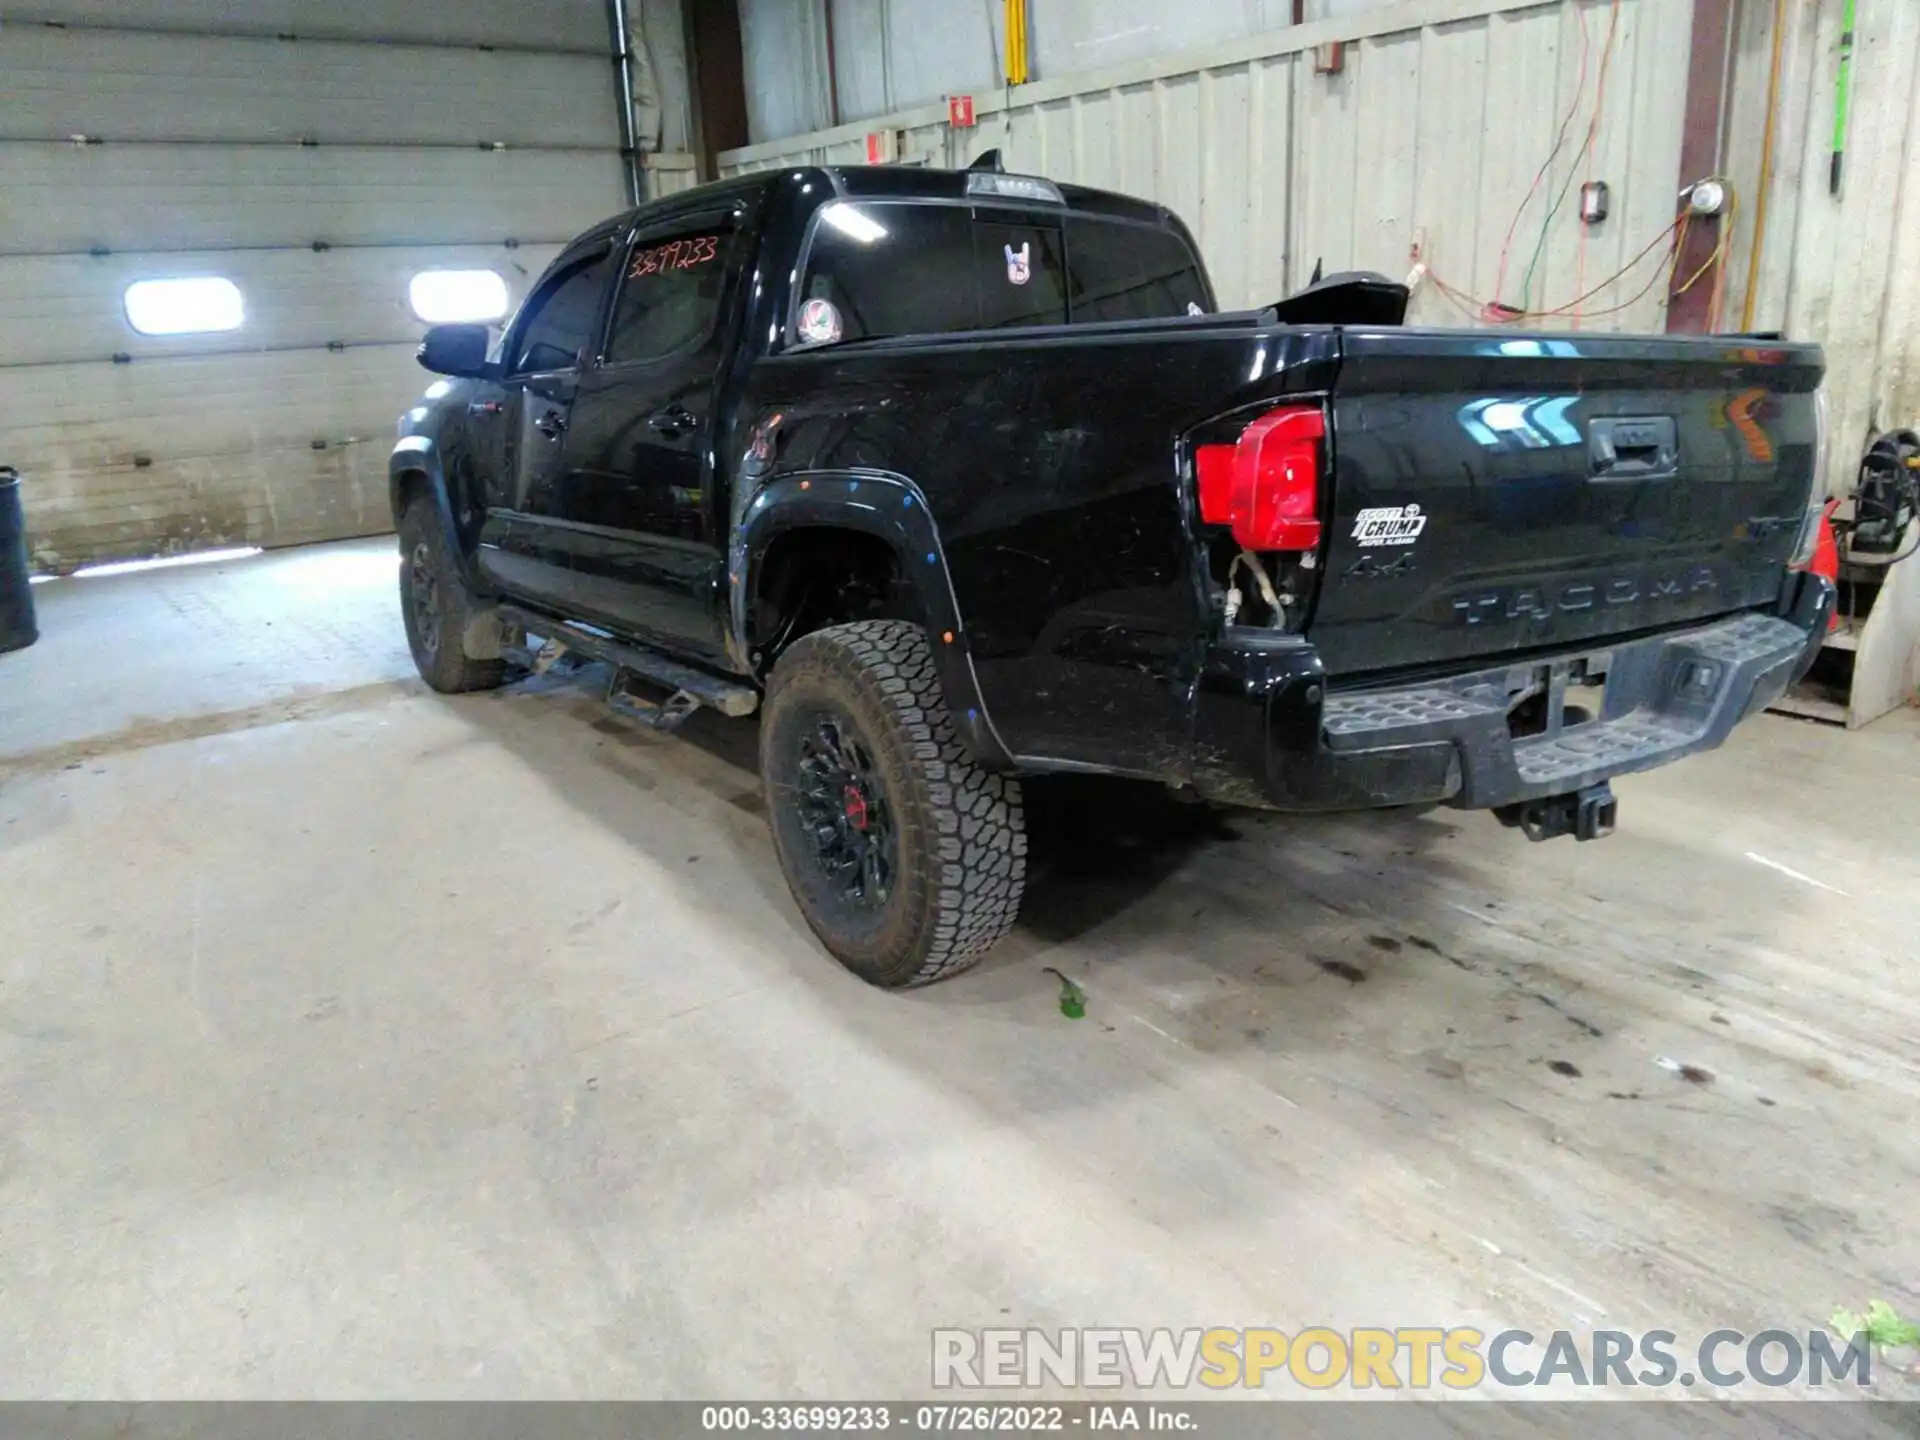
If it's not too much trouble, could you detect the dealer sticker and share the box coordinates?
[1351,504,1427,547]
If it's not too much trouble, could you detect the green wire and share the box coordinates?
[1831,0,1856,193]
[1520,8,1617,310]
[1520,164,1578,311]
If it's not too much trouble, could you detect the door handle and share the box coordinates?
[534,409,566,440]
[1587,416,1677,481]
[648,405,697,438]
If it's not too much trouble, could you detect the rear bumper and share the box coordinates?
[1191,574,1834,814]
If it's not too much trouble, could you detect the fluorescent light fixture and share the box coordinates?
[820,203,889,244]
[408,269,510,324]
[124,277,244,336]
[73,546,261,579]
[966,172,1064,205]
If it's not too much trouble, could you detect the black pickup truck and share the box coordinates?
[391,160,1833,987]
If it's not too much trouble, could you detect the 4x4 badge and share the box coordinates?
[1346,550,1417,580]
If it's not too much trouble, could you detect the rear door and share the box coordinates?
[1308,330,1823,677]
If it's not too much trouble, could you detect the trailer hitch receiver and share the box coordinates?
[1495,781,1617,843]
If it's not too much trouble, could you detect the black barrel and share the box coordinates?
[0,467,38,653]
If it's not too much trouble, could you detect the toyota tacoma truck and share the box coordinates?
[390,159,1834,987]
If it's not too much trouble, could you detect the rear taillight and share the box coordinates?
[1195,403,1326,552]
[1790,496,1838,571]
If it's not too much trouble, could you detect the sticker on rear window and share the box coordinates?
[1352,503,1427,547]
[1004,242,1031,286]
[796,297,843,346]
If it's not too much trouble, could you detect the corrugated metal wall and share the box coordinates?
[1723,0,1920,496]
[739,0,1392,141]
[0,2,639,570]
[722,0,1695,333]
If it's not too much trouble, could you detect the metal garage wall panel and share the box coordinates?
[741,0,1366,141]
[0,0,633,566]
[20,444,395,561]
[0,28,617,148]
[642,153,702,199]
[739,0,824,143]
[7,347,425,568]
[1722,0,1920,493]
[1781,1,1920,490]
[5,1,611,53]
[720,0,1693,335]
[1190,63,1254,314]
[0,145,627,254]
[0,245,564,366]
[1415,19,1490,296]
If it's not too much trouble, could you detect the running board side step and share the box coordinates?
[496,604,759,733]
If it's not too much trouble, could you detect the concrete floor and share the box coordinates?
[2,537,1918,1403]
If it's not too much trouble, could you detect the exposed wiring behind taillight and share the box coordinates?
[1193,401,1327,632]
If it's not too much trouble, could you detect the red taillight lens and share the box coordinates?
[1195,404,1326,552]
[1794,497,1843,633]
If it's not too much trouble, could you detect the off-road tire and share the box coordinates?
[761,620,1026,987]
[398,497,508,694]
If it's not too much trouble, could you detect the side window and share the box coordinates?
[801,204,977,341]
[508,250,613,374]
[1064,218,1209,323]
[605,226,732,365]
[797,202,1068,342]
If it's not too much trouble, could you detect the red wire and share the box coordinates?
[1543,0,1621,326]
[1491,3,1594,310]
[1432,213,1686,323]
[1573,1,1622,326]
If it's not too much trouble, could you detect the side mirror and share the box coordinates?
[417,322,494,378]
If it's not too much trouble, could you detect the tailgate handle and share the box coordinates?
[1588,416,1677,480]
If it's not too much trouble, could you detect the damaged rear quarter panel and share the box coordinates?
[738,324,1340,779]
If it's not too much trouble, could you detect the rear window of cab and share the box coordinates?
[795,200,1209,345]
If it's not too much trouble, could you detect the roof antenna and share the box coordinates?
[1309,257,1324,285]
[969,149,1005,172]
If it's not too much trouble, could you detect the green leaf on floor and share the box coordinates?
[1043,967,1086,1020]
[1830,1300,1920,1350]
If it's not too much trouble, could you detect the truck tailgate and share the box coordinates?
[1308,330,1823,678]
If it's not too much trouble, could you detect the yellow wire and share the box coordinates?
[1674,188,1735,299]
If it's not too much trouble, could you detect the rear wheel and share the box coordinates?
[761,620,1026,987]
[397,496,507,694]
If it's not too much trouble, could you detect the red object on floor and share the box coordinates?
[1812,498,1841,631]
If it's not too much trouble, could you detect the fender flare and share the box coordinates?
[731,470,1015,770]
[389,437,486,592]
